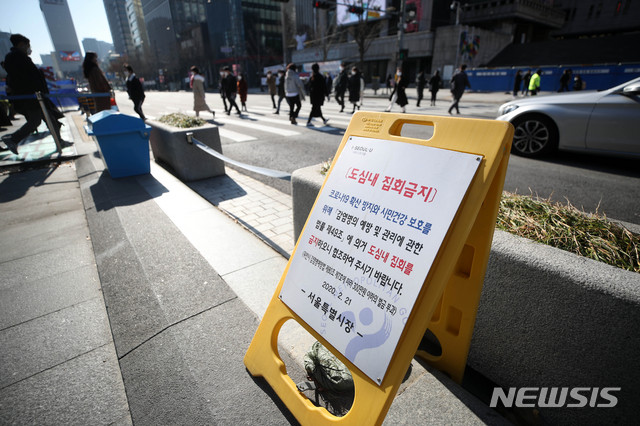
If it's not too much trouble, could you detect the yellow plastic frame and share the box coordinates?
[244,112,513,425]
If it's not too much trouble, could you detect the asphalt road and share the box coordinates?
[114,89,640,225]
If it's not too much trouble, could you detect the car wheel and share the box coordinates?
[511,114,558,157]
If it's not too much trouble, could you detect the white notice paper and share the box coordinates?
[280,136,481,384]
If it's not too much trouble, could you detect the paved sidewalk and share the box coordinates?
[0,163,131,424]
[0,109,508,425]
[189,168,296,258]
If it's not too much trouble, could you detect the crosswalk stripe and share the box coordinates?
[215,116,300,137]
[244,106,352,127]
[218,128,257,142]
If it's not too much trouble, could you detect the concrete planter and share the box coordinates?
[147,120,225,182]
[291,163,640,425]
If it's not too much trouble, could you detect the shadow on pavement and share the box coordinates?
[0,165,61,203]
[89,170,168,212]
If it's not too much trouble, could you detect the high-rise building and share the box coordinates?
[141,0,208,82]
[127,0,150,56]
[39,0,83,77]
[206,0,284,86]
[103,0,136,57]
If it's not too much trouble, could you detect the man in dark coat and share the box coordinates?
[222,66,241,115]
[124,64,145,120]
[448,64,471,115]
[347,66,363,114]
[306,63,329,126]
[2,34,63,155]
[334,62,348,112]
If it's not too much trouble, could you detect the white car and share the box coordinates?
[496,77,640,158]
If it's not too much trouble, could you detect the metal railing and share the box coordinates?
[186,132,292,181]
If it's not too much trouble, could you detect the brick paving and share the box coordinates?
[187,168,296,258]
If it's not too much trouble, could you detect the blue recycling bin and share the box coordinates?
[86,110,151,178]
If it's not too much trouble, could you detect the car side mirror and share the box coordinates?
[622,83,640,95]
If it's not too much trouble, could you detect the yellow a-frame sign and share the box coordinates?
[244,112,513,425]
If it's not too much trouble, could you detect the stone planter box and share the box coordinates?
[147,120,225,182]
[291,163,640,425]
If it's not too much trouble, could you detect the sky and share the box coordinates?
[0,0,113,64]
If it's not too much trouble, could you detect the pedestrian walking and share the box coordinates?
[83,51,111,113]
[448,64,471,115]
[237,73,248,112]
[274,69,286,114]
[189,66,214,118]
[124,64,145,120]
[513,70,522,97]
[219,69,228,112]
[284,63,305,125]
[522,70,531,96]
[558,69,572,92]
[385,68,408,113]
[573,74,584,91]
[348,66,364,114]
[416,70,426,107]
[307,63,329,126]
[1,33,63,155]
[334,62,348,112]
[324,72,333,102]
[529,68,542,96]
[266,70,277,108]
[428,70,441,106]
[385,74,393,95]
[221,66,241,115]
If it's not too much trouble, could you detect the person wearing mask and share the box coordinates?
[385,67,408,113]
[284,63,306,125]
[237,73,248,112]
[448,64,471,115]
[307,63,329,126]
[428,70,442,106]
[222,67,241,115]
[266,71,277,109]
[1,33,63,155]
[83,51,111,113]
[347,66,364,114]
[529,68,542,96]
[273,70,286,114]
[124,64,145,120]
[189,66,214,118]
[333,62,348,112]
